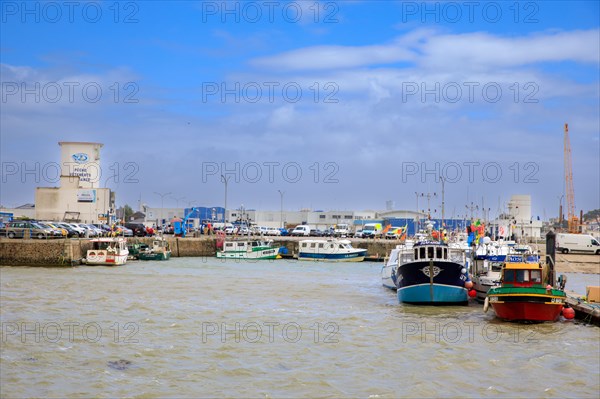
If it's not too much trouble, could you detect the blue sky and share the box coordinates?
[1,0,599,219]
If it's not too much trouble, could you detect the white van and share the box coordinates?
[291,225,312,236]
[333,223,350,237]
[556,233,600,254]
[362,223,383,239]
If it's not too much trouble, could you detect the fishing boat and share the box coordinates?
[216,239,280,260]
[127,242,149,260]
[485,252,567,322]
[395,222,471,305]
[84,237,129,266]
[138,237,171,261]
[298,239,367,262]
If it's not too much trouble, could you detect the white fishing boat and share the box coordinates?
[217,240,280,259]
[298,239,367,262]
[470,237,533,302]
[84,237,129,266]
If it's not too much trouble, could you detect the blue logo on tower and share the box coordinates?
[72,153,89,163]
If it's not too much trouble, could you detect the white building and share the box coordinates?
[35,142,113,223]
[490,195,543,240]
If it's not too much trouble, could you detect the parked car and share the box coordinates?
[36,222,66,238]
[385,227,404,240]
[291,225,312,236]
[125,223,148,237]
[0,221,50,239]
[354,229,364,238]
[53,222,80,238]
[84,224,105,237]
[309,228,323,237]
[113,225,134,237]
[64,223,86,237]
[266,227,281,236]
[92,223,113,236]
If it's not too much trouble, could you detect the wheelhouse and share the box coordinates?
[501,262,545,288]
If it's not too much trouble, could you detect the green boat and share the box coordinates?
[127,243,149,260]
[138,238,172,261]
[217,239,280,259]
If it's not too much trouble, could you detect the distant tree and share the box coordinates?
[123,204,134,222]
[116,204,135,223]
[583,209,600,222]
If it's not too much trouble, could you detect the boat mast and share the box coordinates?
[440,176,445,238]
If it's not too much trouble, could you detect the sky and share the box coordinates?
[1,0,599,220]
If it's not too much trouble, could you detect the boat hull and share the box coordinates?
[472,276,499,303]
[216,248,279,260]
[138,251,171,261]
[398,284,468,304]
[381,263,397,290]
[397,260,468,304]
[488,293,566,322]
[85,251,128,266]
[298,250,366,262]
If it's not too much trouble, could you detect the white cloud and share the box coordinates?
[250,29,600,71]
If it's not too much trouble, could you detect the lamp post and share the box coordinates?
[278,190,285,229]
[172,196,185,209]
[558,195,564,225]
[221,175,230,223]
[154,191,171,229]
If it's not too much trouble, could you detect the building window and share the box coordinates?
[319,215,326,219]
[344,215,352,219]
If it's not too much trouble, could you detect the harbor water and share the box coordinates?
[1,259,599,398]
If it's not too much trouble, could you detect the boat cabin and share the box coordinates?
[399,242,465,264]
[223,240,272,252]
[501,262,546,288]
[91,238,127,251]
[300,239,353,252]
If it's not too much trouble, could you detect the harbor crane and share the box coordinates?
[564,123,579,233]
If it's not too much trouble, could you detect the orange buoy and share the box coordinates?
[562,307,575,320]
[468,289,477,298]
[465,281,474,289]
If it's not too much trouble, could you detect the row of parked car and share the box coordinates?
[0,220,142,239]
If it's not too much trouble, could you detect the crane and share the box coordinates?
[564,123,579,233]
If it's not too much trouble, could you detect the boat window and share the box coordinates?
[318,243,324,248]
[516,270,527,283]
[414,248,418,259]
[237,242,245,247]
[530,270,541,283]
[419,247,425,259]
[311,243,316,248]
[443,248,447,259]
[504,269,515,282]
[427,247,434,259]
[436,247,442,259]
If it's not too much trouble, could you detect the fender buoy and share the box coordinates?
[483,296,490,313]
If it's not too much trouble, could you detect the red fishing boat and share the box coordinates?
[484,253,567,322]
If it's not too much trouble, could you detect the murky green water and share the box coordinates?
[1,259,599,398]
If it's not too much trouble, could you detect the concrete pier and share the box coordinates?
[0,236,405,266]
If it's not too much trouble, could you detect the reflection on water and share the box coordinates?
[1,259,599,398]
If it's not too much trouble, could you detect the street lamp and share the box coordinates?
[154,191,171,228]
[278,190,285,229]
[172,196,186,209]
[558,195,565,224]
[221,175,230,223]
